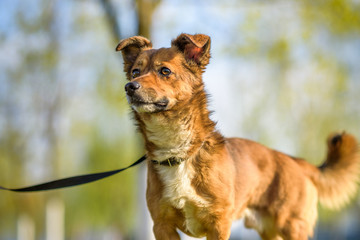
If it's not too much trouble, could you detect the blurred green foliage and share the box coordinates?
[0,0,142,238]
[230,0,360,163]
[0,0,359,239]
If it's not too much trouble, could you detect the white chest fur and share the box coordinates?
[156,162,209,237]
[144,115,193,161]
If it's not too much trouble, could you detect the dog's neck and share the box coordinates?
[134,89,216,162]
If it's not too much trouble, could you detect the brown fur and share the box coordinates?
[116,33,360,240]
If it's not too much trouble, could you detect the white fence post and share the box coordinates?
[137,165,154,240]
[46,198,65,240]
[17,214,35,240]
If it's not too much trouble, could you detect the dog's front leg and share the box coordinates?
[153,222,180,240]
[206,219,232,240]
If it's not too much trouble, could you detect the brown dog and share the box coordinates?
[116,33,360,240]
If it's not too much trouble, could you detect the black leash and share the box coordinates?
[0,155,146,192]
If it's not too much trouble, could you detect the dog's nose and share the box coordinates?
[125,81,141,95]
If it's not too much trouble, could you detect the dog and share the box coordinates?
[116,33,360,240]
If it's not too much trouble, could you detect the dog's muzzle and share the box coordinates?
[125,81,169,112]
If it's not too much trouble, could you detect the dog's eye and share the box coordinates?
[132,69,140,78]
[160,67,171,76]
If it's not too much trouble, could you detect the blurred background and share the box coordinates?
[0,0,359,239]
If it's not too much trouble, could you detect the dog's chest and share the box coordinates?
[144,117,193,160]
[156,163,209,236]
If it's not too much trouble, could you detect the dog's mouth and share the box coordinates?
[134,100,168,108]
[129,97,169,112]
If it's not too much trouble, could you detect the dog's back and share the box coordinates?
[225,134,359,238]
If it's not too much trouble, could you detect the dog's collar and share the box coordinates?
[151,157,185,167]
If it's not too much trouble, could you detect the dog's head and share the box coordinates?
[116,33,211,113]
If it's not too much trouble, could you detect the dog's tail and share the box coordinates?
[312,132,360,210]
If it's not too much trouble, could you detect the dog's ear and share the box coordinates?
[171,33,211,68]
[115,36,152,73]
